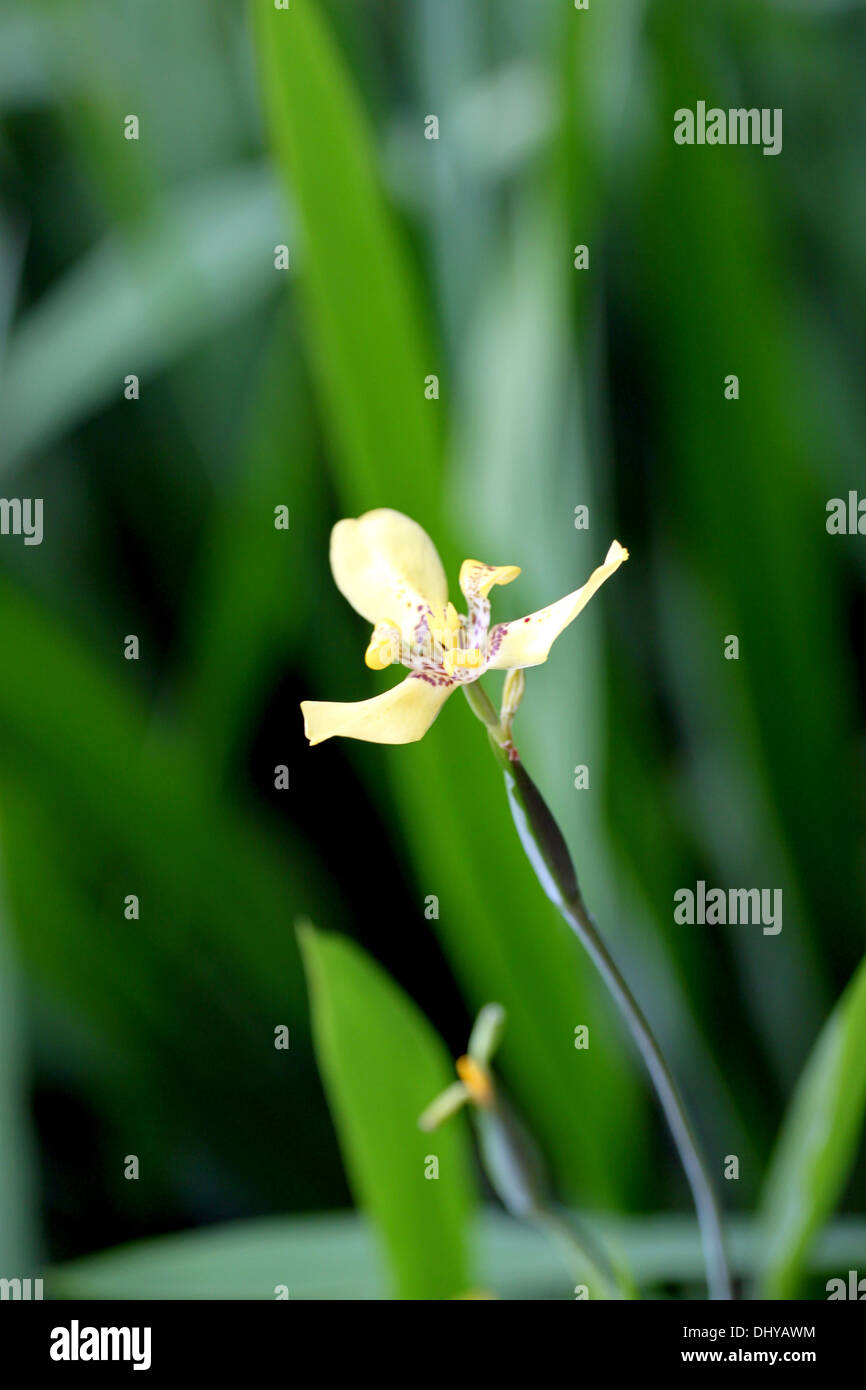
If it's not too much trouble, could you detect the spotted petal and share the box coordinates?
[486,541,629,670]
[301,672,455,746]
[459,559,521,602]
[330,509,448,645]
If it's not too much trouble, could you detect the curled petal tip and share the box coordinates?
[459,559,522,602]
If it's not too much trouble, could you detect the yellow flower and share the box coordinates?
[418,1003,505,1131]
[301,509,628,746]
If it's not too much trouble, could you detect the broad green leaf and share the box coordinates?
[759,952,866,1298]
[298,925,474,1299]
[251,0,442,522]
[47,1209,866,1301]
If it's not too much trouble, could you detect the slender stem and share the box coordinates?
[463,677,501,730]
[474,1093,631,1299]
[463,682,733,1300]
[560,886,732,1301]
[533,1205,633,1301]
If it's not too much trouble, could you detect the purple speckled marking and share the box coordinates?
[411,671,453,689]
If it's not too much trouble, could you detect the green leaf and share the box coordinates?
[759,952,866,1297]
[0,908,38,1273]
[47,1209,866,1301]
[640,11,864,1095]
[251,0,442,522]
[0,577,333,1017]
[0,164,282,470]
[298,925,474,1299]
[0,221,37,1275]
[178,308,323,782]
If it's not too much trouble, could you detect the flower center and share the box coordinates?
[365,602,487,682]
[456,1055,494,1106]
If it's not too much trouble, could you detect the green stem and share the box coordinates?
[463,681,733,1301]
[473,1094,630,1299]
[533,1205,633,1300]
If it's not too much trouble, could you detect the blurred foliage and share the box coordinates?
[48,1207,866,1302]
[759,948,866,1297]
[0,0,863,1295]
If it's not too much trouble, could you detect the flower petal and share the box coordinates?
[330,509,448,643]
[468,1003,507,1065]
[418,1082,470,1132]
[486,540,629,670]
[459,559,521,602]
[364,619,401,670]
[301,672,455,746]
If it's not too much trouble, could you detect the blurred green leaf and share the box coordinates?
[251,0,441,521]
[0,165,283,470]
[0,10,47,111]
[0,906,37,1274]
[0,173,37,1275]
[0,576,347,1201]
[298,924,474,1299]
[640,4,864,1095]
[47,1208,866,1300]
[759,951,866,1298]
[0,576,333,1013]
[179,308,321,781]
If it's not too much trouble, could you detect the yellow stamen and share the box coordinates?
[456,1054,494,1106]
